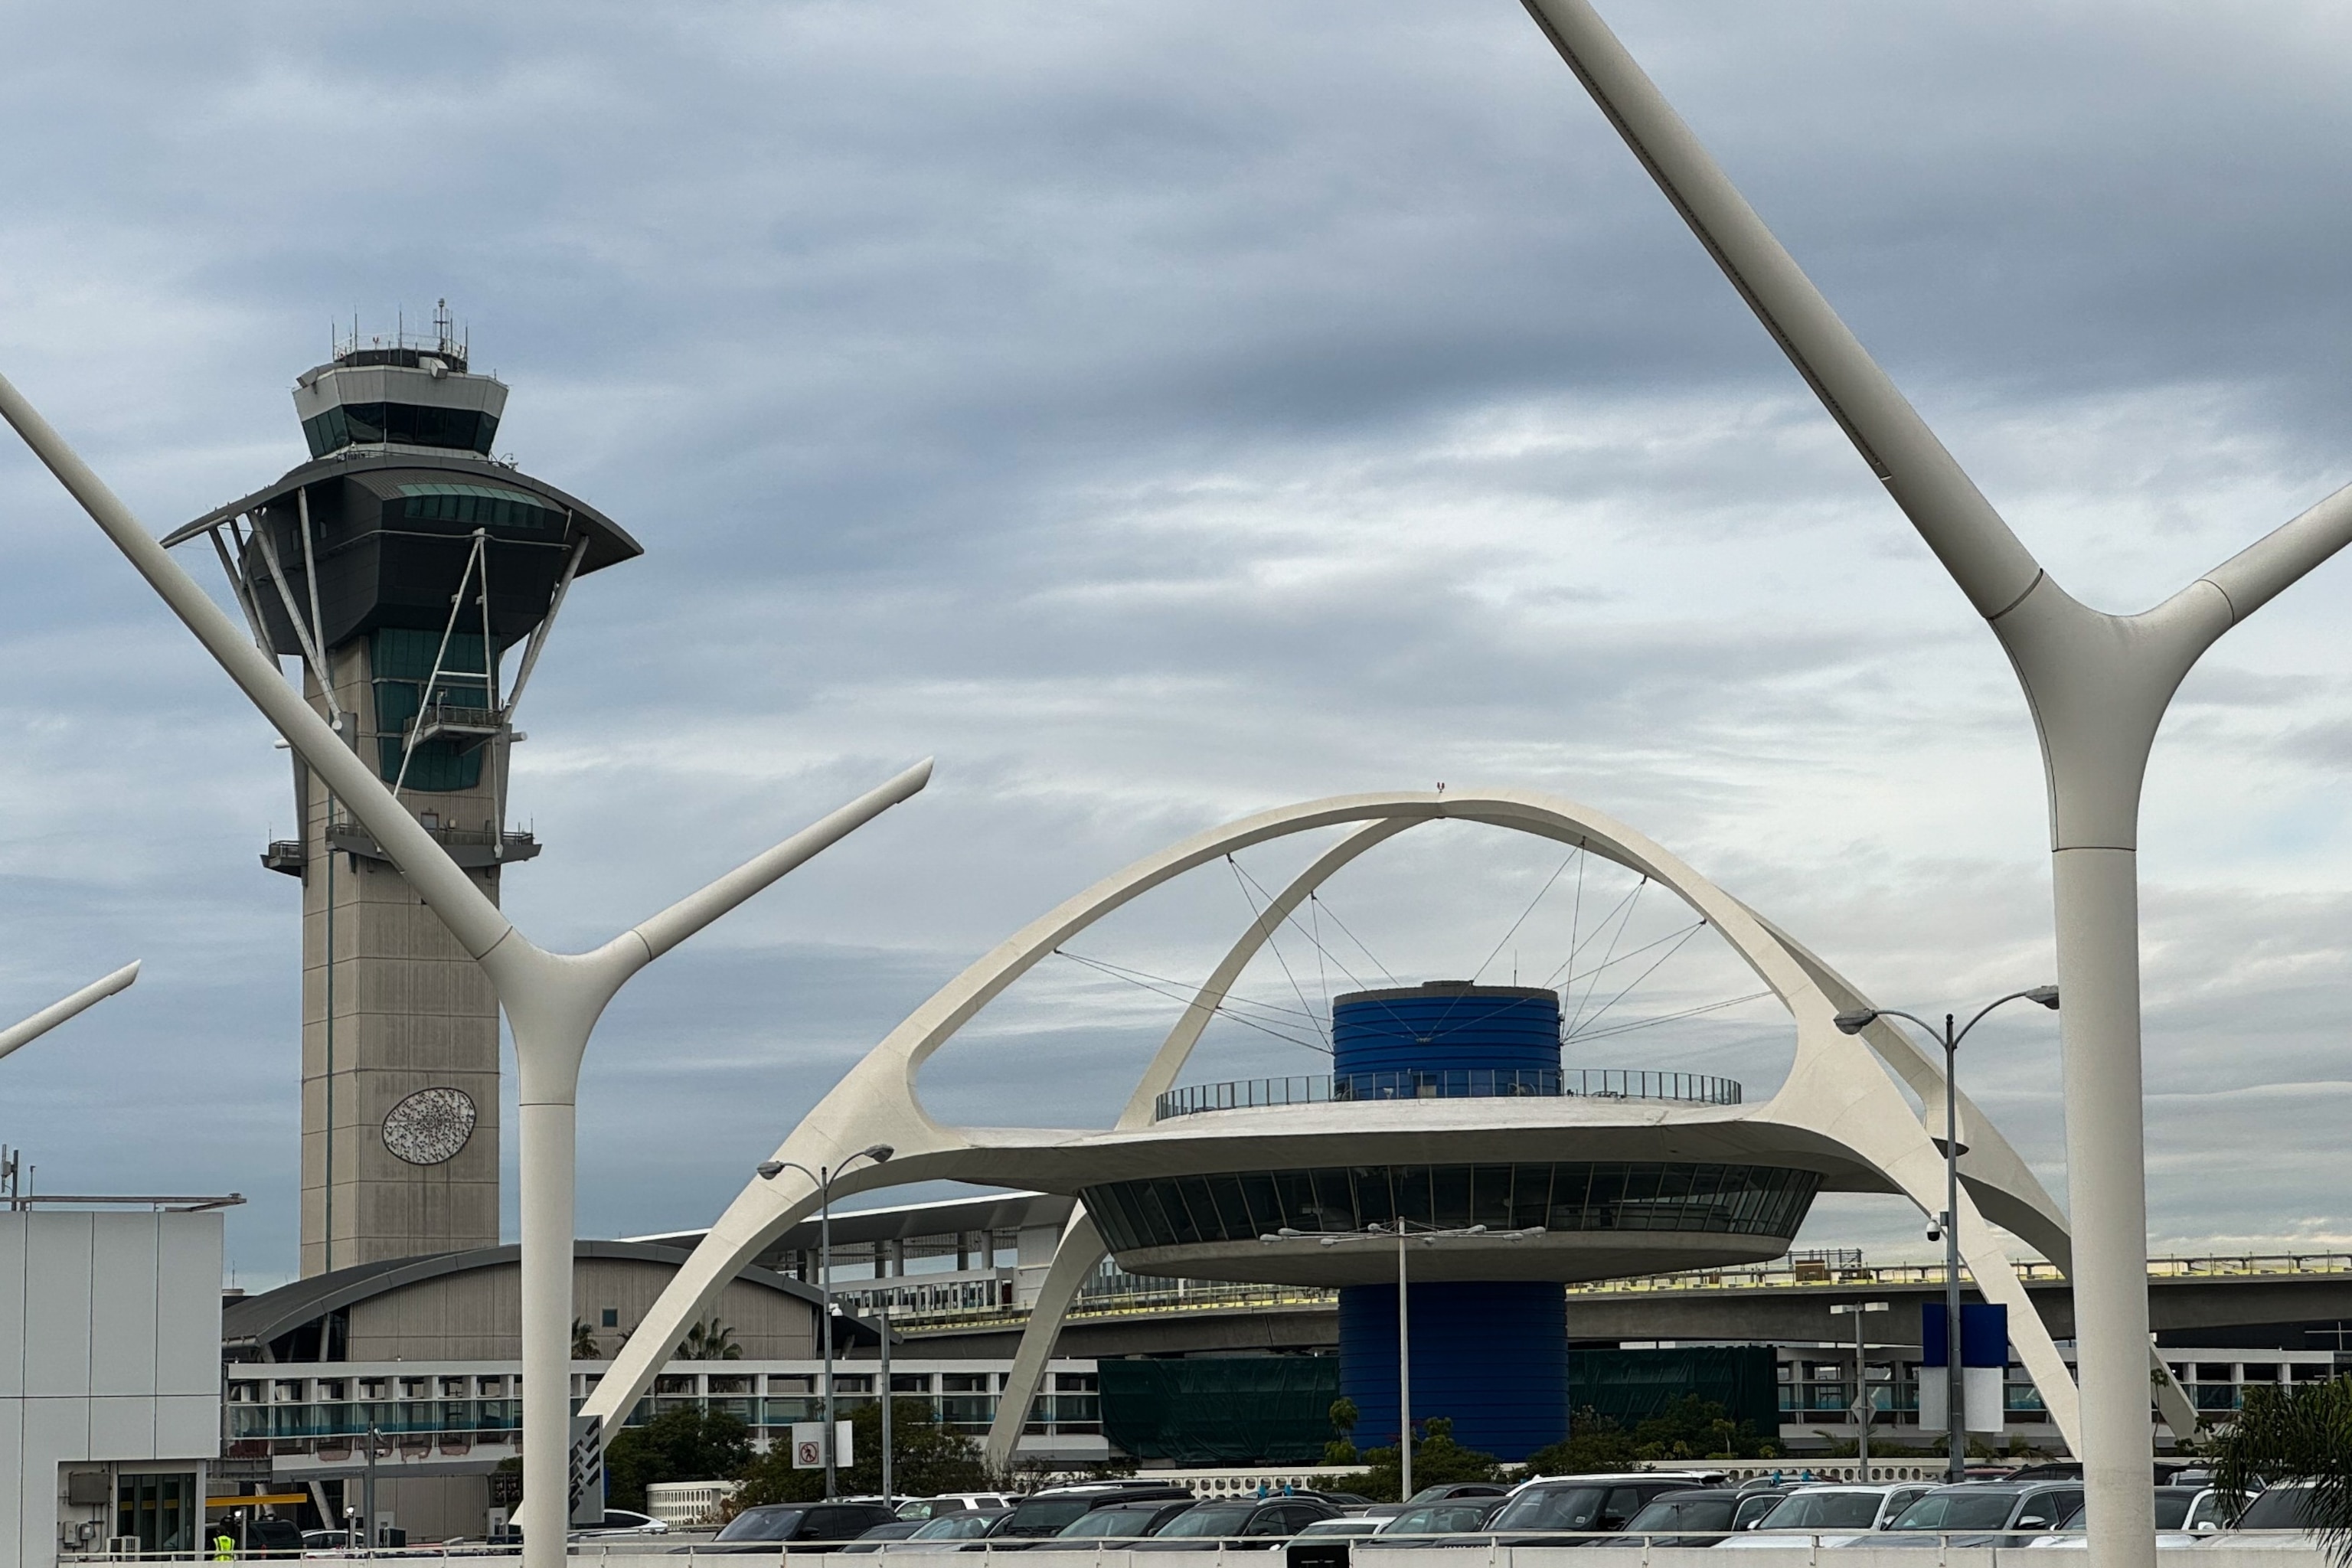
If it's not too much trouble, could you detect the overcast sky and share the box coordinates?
[3,1,2350,1292]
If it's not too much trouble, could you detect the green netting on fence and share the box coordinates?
[1097,1357,1341,1465]
[1568,1345,1779,1436]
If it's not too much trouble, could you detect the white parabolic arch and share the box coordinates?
[583,787,2180,1452]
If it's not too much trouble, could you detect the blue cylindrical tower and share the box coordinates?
[1333,982,1568,1462]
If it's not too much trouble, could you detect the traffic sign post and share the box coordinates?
[789,1421,855,1472]
[1829,1302,1889,1480]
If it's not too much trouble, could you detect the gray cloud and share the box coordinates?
[1,1,2349,1287]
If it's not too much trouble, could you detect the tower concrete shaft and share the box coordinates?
[299,642,505,1275]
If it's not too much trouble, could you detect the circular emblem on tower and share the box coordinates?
[381,1086,478,1166]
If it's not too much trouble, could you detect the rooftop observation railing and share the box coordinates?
[1152,1067,1742,1122]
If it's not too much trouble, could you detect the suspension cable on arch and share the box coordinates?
[1570,990,1773,1044]
[1471,845,1582,987]
[1049,951,1324,1026]
[1540,874,1647,991]
[1052,949,1327,1054]
[1563,876,1645,1037]
[1566,918,1705,1040]
[1225,855,1331,1054]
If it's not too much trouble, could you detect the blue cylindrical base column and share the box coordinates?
[1338,1280,1567,1462]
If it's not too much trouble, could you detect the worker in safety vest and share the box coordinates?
[211,1526,237,1561]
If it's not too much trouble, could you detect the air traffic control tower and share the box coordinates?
[167,309,642,1276]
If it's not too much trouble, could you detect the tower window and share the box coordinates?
[302,402,498,458]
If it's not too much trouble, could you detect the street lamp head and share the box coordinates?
[756,1161,786,1181]
[1833,1008,1878,1035]
[2025,985,2060,1009]
[858,1143,895,1164]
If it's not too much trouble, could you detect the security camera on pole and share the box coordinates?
[1837,988,2056,1482]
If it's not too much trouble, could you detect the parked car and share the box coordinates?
[2023,1485,2209,1549]
[1357,1501,1504,1549]
[2190,1481,2336,1550]
[240,1518,304,1556]
[1027,1501,1200,1550]
[891,1513,1012,1553]
[1481,1475,1704,1544]
[988,1484,1198,1544]
[1132,1498,1338,1550]
[1294,1518,1389,1540]
[897,1494,1019,1521]
[1362,1484,1508,1521]
[1875,1483,2084,1548]
[1586,1488,1766,1548]
[2183,1488,2253,1535]
[575,1508,671,1539]
[692,1501,902,1553]
[1713,1483,1935,1548]
[843,1521,928,1553]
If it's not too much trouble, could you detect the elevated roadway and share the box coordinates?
[898,1254,2352,1359]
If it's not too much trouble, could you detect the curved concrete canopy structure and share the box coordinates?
[583,786,2198,1465]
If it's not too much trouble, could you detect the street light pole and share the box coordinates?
[1837,988,2056,1485]
[1260,1220,1544,1505]
[879,1294,893,1511]
[1829,1302,1888,1481]
[759,1146,893,1501]
[1394,1226,1413,1503]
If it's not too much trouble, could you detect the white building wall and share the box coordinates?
[0,1211,223,1568]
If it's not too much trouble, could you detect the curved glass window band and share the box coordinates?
[1083,1161,1821,1251]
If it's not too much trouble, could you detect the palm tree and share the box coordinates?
[571,1318,601,1359]
[677,1318,743,1361]
[2212,1377,2352,1560]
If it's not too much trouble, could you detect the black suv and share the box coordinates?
[1027,1501,1200,1550]
[989,1485,1198,1546]
[1132,1498,1338,1550]
[697,1501,901,1552]
[1482,1476,1704,1544]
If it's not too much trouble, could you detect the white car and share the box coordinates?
[1713,1484,1935,1548]
[1295,1518,1387,1540]
[2021,1485,2211,1549]
[896,1494,1020,1521]
[573,1508,670,1540]
[2182,1482,2328,1550]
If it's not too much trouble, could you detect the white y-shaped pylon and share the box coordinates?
[0,962,140,1065]
[0,372,931,1568]
[1515,5,2352,1560]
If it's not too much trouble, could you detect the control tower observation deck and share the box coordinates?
[165,309,642,1276]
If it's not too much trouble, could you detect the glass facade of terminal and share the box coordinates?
[1083,1161,1821,1250]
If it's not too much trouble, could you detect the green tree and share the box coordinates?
[678,1319,743,1361]
[2213,1377,2352,1559]
[571,1318,601,1360]
[1520,1397,1778,1477]
[1349,1417,1501,1502]
[604,1407,753,1514]
[736,1399,996,1509]
[1323,1398,1361,1465]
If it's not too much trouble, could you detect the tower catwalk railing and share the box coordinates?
[1153,1066,1742,1120]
